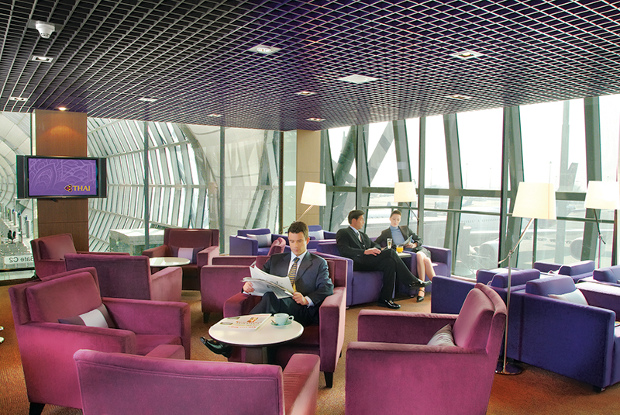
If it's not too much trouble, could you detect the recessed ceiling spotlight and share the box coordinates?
[138,97,157,102]
[57,106,68,111]
[295,91,316,96]
[306,117,325,122]
[207,113,223,117]
[8,96,28,102]
[31,55,53,63]
[451,50,483,60]
[338,74,379,84]
[248,44,281,55]
[445,94,473,100]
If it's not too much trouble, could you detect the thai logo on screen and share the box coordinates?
[64,184,91,192]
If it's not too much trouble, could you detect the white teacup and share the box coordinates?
[273,313,294,326]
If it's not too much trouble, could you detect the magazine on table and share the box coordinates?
[242,266,294,299]
[216,313,272,330]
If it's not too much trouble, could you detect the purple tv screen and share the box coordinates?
[28,158,98,197]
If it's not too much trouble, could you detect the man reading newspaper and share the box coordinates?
[202,221,334,357]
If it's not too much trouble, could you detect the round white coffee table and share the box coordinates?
[209,314,304,363]
[149,257,190,267]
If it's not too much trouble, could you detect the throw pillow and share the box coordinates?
[427,324,456,347]
[248,233,272,248]
[308,230,324,240]
[549,289,588,305]
[170,246,204,263]
[59,304,116,328]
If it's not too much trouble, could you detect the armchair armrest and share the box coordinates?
[104,298,190,358]
[150,266,183,302]
[35,259,66,279]
[323,231,336,239]
[425,245,452,270]
[283,354,321,415]
[357,309,457,344]
[142,245,169,258]
[223,293,261,318]
[318,287,346,373]
[229,235,258,256]
[212,256,258,266]
[197,245,220,267]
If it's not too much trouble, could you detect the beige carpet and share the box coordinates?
[1,285,620,414]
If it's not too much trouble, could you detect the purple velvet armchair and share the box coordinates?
[316,240,451,306]
[201,240,287,322]
[30,233,127,280]
[346,283,507,415]
[229,228,290,256]
[509,276,620,390]
[533,259,595,282]
[223,253,348,388]
[65,253,182,301]
[8,267,191,414]
[74,349,319,415]
[142,227,220,290]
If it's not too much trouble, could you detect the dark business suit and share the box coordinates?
[336,226,420,301]
[251,251,333,326]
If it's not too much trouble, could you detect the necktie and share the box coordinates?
[288,257,299,291]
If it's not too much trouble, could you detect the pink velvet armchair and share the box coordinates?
[9,267,191,414]
[142,227,220,290]
[30,233,127,280]
[345,283,507,415]
[65,253,182,301]
[74,349,320,415]
[223,253,347,388]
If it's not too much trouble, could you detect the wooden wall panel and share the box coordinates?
[34,110,89,251]
[296,130,322,226]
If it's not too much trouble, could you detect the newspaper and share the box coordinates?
[216,314,272,330]
[243,266,294,299]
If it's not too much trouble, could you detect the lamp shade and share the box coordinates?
[512,182,556,220]
[300,182,326,206]
[394,182,417,203]
[584,181,620,210]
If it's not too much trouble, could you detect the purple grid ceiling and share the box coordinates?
[1,0,620,131]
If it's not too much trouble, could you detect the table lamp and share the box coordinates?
[584,181,620,268]
[394,182,418,220]
[497,182,556,375]
[297,182,326,222]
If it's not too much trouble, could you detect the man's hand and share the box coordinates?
[364,247,381,256]
[292,291,308,305]
[243,281,254,293]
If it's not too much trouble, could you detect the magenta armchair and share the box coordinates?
[65,253,182,301]
[9,267,190,414]
[223,253,348,388]
[30,233,127,280]
[142,227,220,290]
[74,349,320,415]
[345,283,507,415]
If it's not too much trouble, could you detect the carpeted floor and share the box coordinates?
[1,285,620,414]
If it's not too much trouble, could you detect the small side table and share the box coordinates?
[149,257,190,267]
[209,314,304,364]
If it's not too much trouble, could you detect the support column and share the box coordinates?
[34,110,89,251]
[296,130,321,226]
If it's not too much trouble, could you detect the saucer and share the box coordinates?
[271,319,292,327]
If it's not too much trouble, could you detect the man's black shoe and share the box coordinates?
[409,279,432,289]
[200,337,232,358]
[377,299,401,309]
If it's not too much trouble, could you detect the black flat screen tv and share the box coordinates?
[16,155,107,199]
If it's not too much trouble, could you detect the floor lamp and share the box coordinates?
[394,182,417,223]
[296,182,326,222]
[584,181,620,268]
[496,182,556,375]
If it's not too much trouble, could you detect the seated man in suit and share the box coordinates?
[202,221,334,357]
[336,209,430,309]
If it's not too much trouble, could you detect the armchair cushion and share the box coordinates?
[38,233,77,260]
[59,304,116,328]
[549,289,588,305]
[171,245,203,263]
[427,324,455,347]
[248,233,272,247]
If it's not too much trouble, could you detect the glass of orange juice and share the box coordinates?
[396,245,404,253]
